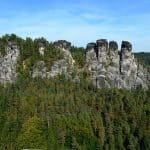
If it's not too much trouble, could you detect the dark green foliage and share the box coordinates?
[0,34,23,56]
[0,40,6,56]
[70,46,86,68]
[0,76,149,150]
[44,43,64,69]
[16,36,64,79]
[134,52,150,66]
[0,34,64,79]
[17,116,47,149]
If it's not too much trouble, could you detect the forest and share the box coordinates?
[0,34,149,150]
[134,52,150,66]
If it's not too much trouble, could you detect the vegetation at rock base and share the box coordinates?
[70,46,86,68]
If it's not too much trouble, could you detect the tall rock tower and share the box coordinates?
[0,41,19,84]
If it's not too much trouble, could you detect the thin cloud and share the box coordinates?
[0,0,149,52]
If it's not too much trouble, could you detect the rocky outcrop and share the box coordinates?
[32,40,75,79]
[38,42,45,56]
[86,39,149,89]
[53,40,71,50]
[0,36,149,89]
[0,42,19,84]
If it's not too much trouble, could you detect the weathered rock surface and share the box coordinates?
[86,39,149,89]
[0,42,19,84]
[32,40,75,79]
[0,37,149,89]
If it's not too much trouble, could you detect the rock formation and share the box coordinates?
[0,36,149,89]
[38,42,45,56]
[32,40,75,79]
[86,39,149,89]
[0,41,19,84]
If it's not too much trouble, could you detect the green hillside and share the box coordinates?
[0,34,149,150]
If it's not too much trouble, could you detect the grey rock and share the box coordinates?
[96,39,108,48]
[121,41,132,52]
[109,41,118,56]
[97,39,109,57]
[32,61,47,78]
[86,39,149,89]
[0,43,19,84]
[0,37,148,89]
[86,43,96,51]
[109,41,118,52]
[54,40,71,50]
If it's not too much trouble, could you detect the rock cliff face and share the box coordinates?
[0,42,19,84]
[0,37,149,89]
[86,39,149,89]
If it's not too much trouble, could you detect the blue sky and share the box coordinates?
[0,0,150,52]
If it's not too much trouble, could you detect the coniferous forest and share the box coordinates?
[0,34,150,150]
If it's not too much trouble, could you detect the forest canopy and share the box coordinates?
[0,34,149,150]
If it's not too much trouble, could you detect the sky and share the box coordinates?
[0,0,150,52]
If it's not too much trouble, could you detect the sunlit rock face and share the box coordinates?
[86,39,148,89]
[0,41,19,84]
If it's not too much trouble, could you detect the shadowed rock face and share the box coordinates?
[35,38,48,49]
[109,41,118,52]
[86,43,96,51]
[37,42,45,48]
[96,39,108,48]
[109,41,118,57]
[86,43,98,58]
[97,39,109,56]
[121,41,132,59]
[86,39,149,89]
[121,41,132,52]
[54,40,71,50]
